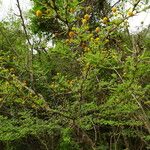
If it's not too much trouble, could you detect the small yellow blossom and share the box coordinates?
[84,14,90,20]
[95,27,100,33]
[127,11,134,17]
[102,17,109,24]
[82,18,87,24]
[69,31,75,38]
[36,10,42,17]
[112,7,117,13]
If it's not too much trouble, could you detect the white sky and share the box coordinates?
[0,0,150,32]
[0,0,32,18]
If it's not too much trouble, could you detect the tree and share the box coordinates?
[30,0,110,38]
[0,0,150,149]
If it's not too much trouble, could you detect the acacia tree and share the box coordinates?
[0,0,150,149]
[30,0,110,38]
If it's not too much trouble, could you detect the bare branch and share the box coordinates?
[111,0,121,8]
[16,0,32,47]
[16,0,34,88]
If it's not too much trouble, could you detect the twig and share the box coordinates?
[111,0,121,8]
[132,0,141,11]
[16,0,34,88]
[16,0,32,47]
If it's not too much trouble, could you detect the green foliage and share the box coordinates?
[59,128,79,150]
[0,0,150,149]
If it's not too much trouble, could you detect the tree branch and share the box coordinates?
[16,0,34,88]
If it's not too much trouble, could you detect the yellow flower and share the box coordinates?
[82,18,87,24]
[90,37,94,41]
[72,27,76,30]
[84,14,90,20]
[112,7,117,13]
[65,39,70,43]
[95,37,100,42]
[69,31,75,38]
[102,17,109,24]
[68,80,74,85]
[36,10,42,17]
[127,11,134,17]
[70,8,75,13]
[95,27,100,33]
[84,25,89,30]
[84,47,90,52]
